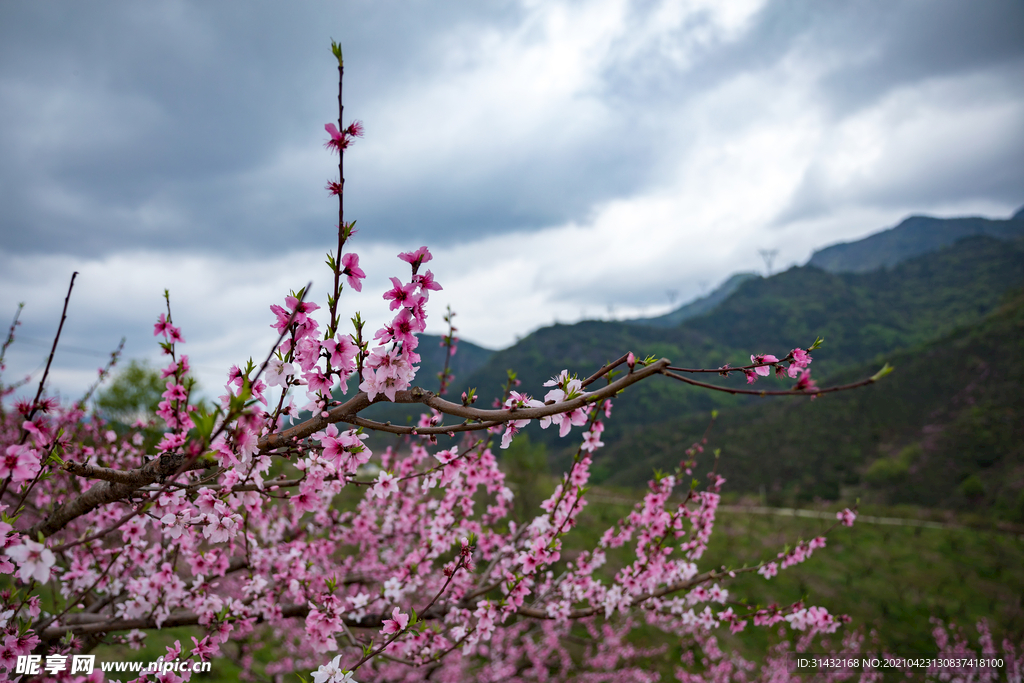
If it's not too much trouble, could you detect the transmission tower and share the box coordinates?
[758,248,779,276]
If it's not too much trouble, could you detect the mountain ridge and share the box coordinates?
[807,213,1024,273]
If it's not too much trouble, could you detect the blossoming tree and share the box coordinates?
[0,43,893,682]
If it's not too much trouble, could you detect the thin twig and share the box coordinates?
[22,272,77,431]
[660,369,881,397]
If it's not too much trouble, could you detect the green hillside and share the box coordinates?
[599,291,1024,519]
[414,332,495,392]
[453,236,1024,463]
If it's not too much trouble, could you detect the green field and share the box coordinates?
[572,489,1024,678]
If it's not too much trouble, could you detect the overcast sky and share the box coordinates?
[2,0,1023,399]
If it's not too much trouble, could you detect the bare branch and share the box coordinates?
[660,368,882,397]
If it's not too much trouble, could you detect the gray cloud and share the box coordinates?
[2,1,1022,260]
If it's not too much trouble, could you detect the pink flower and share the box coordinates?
[697,606,718,630]
[388,309,422,347]
[788,348,813,378]
[837,508,856,527]
[294,337,322,372]
[153,313,170,337]
[793,369,818,393]
[381,606,409,635]
[324,123,348,153]
[0,445,40,483]
[341,253,365,292]
[750,354,779,377]
[6,540,56,583]
[226,365,245,389]
[413,269,442,293]
[786,607,811,631]
[791,347,812,368]
[581,430,604,452]
[0,638,18,671]
[501,420,527,449]
[306,370,332,397]
[203,513,239,543]
[191,635,218,661]
[398,246,432,270]
[359,363,411,403]
[370,471,398,499]
[324,336,358,374]
[382,277,421,311]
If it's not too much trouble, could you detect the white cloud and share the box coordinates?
[2,0,1022,400]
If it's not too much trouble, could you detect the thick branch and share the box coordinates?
[28,454,209,539]
[343,415,503,436]
[259,359,670,450]
[64,459,213,486]
[41,601,447,640]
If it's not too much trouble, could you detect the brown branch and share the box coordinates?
[63,458,214,486]
[660,368,882,397]
[343,415,503,436]
[41,600,449,641]
[23,272,77,431]
[579,353,630,389]
[28,453,205,540]
[259,358,670,450]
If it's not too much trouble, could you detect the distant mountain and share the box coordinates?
[629,207,1024,330]
[454,235,1024,459]
[598,290,1024,520]
[808,213,1024,273]
[680,235,1024,375]
[628,272,759,327]
[414,333,495,392]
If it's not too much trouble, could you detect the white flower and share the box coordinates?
[6,540,56,583]
[265,359,295,388]
[383,577,404,602]
[311,655,358,683]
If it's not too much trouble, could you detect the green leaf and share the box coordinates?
[870,363,895,382]
[47,448,66,468]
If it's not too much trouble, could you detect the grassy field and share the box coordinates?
[87,485,1024,681]
[576,490,1024,666]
